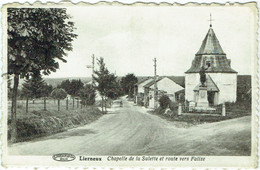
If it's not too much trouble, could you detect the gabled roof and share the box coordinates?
[143,76,184,88]
[196,27,225,55]
[143,77,164,88]
[175,89,185,94]
[167,76,185,87]
[135,77,153,86]
[193,75,219,92]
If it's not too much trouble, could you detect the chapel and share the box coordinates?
[185,23,237,105]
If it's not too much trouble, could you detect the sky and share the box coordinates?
[46,4,256,78]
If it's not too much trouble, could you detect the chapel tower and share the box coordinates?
[185,21,237,105]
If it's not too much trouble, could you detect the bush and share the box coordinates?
[169,101,178,111]
[159,95,171,109]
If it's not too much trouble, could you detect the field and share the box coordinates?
[9,98,86,116]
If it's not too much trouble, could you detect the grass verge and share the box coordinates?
[8,103,103,143]
[150,102,251,126]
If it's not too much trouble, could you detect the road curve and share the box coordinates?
[8,97,251,156]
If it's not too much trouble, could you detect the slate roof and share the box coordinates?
[196,28,225,55]
[186,26,237,74]
[193,75,219,92]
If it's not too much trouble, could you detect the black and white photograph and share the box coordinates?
[2,2,258,168]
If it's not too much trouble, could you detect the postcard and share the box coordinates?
[1,1,258,168]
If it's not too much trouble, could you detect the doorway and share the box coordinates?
[207,92,215,106]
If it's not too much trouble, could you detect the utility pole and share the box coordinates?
[92,54,95,85]
[153,58,158,109]
[86,54,95,85]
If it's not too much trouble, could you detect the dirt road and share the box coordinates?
[9,98,251,156]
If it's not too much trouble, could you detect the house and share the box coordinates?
[134,77,154,105]
[143,76,184,109]
[185,23,237,106]
[66,94,71,100]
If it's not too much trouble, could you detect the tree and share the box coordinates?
[8,8,77,142]
[41,84,53,98]
[59,79,72,95]
[51,88,67,100]
[105,74,120,99]
[159,95,171,109]
[70,79,84,97]
[120,73,138,98]
[21,72,46,101]
[21,72,48,113]
[8,75,21,100]
[58,79,83,108]
[93,57,118,112]
[69,79,84,108]
[51,88,67,111]
[79,85,96,106]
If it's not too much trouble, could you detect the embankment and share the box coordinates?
[8,106,103,143]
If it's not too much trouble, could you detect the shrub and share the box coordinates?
[159,95,171,109]
[169,101,178,111]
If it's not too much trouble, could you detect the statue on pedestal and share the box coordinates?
[199,66,207,87]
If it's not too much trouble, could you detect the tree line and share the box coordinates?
[9,57,138,112]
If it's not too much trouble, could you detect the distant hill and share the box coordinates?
[16,77,92,89]
[44,77,92,87]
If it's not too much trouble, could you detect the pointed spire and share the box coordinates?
[196,27,224,55]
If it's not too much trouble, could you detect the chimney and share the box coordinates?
[228,59,231,66]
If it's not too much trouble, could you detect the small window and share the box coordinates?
[206,60,211,67]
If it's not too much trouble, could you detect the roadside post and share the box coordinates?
[222,103,226,116]
[178,103,182,116]
[66,97,68,110]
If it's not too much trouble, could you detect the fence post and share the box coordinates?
[73,97,74,109]
[26,97,29,113]
[178,103,182,116]
[44,97,46,111]
[222,103,226,116]
[77,99,79,108]
[58,99,60,111]
[66,97,68,110]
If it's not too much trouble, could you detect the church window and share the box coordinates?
[205,57,211,67]
[206,60,211,67]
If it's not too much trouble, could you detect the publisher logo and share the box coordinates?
[52,153,76,162]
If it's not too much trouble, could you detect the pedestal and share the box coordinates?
[196,86,209,108]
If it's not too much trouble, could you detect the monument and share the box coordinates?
[196,66,209,109]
